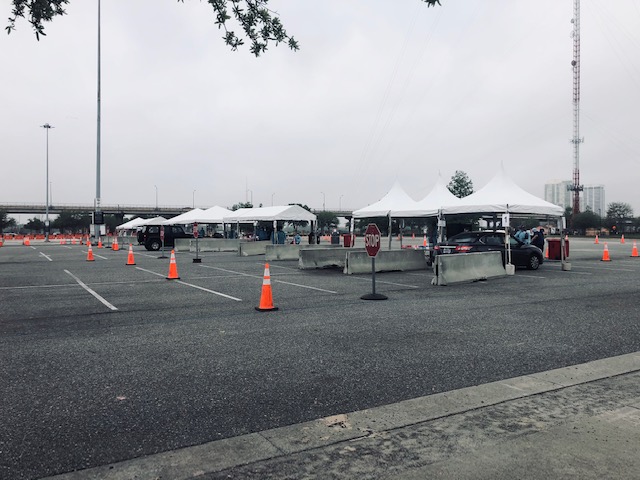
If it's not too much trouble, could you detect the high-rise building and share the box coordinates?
[544,180,573,211]
[583,185,606,217]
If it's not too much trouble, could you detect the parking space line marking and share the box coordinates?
[201,265,338,293]
[136,267,243,300]
[0,283,78,290]
[349,276,420,288]
[176,280,242,301]
[30,246,37,250]
[39,252,53,262]
[64,270,118,311]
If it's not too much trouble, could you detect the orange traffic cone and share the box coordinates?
[126,244,136,265]
[544,243,549,259]
[112,237,119,251]
[594,234,599,244]
[412,233,415,239]
[600,242,611,262]
[423,235,427,248]
[255,263,278,312]
[0,237,3,247]
[87,244,95,262]
[631,241,639,258]
[166,250,180,280]
[97,238,103,248]
[60,238,65,245]
[71,237,76,245]
[24,236,31,246]
[621,234,625,244]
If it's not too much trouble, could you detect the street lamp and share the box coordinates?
[41,123,54,242]
[321,192,325,211]
[154,185,158,210]
[192,189,196,208]
[247,189,253,205]
[339,194,344,211]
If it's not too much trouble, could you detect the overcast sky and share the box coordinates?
[2,0,639,217]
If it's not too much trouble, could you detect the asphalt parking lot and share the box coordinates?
[1,237,639,479]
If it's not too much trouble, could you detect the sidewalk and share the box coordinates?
[48,352,640,480]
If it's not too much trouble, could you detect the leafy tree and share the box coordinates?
[447,170,474,198]
[606,202,633,222]
[25,217,44,232]
[6,0,442,55]
[52,210,91,233]
[0,210,17,233]
[572,210,602,232]
[316,211,339,231]
[231,201,253,211]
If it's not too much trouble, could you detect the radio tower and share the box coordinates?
[568,0,584,218]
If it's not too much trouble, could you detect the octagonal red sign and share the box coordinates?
[364,223,382,257]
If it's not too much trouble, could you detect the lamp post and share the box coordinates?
[247,189,253,206]
[321,192,325,211]
[154,185,158,211]
[339,194,344,211]
[192,189,196,208]
[41,123,54,242]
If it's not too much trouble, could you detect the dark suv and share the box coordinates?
[137,225,193,251]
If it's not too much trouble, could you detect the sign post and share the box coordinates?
[361,223,388,300]
[192,222,201,263]
[158,225,167,258]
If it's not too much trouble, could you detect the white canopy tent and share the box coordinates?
[441,167,564,217]
[191,205,234,224]
[352,181,417,218]
[162,208,205,225]
[223,205,317,223]
[391,175,462,217]
[115,217,147,230]
[138,216,168,226]
[352,182,418,248]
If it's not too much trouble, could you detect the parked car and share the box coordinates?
[432,230,544,270]
[137,225,193,251]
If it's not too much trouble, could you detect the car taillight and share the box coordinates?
[455,245,473,252]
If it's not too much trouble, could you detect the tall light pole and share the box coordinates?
[321,192,325,211]
[339,194,344,211]
[271,193,275,206]
[192,189,196,208]
[154,185,158,210]
[94,0,102,237]
[247,189,253,206]
[41,123,53,242]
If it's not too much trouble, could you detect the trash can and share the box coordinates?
[343,234,352,248]
[331,231,340,245]
[546,238,569,260]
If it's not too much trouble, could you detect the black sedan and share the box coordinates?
[432,230,544,270]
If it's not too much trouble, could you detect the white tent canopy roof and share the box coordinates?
[391,175,462,217]
[223,205,316,223]
[138,216,168,226]
[115,217,146,230]
[352,182,417,218]
[191,205,234,224]
[442,166,564,216]
[162,208,205,225]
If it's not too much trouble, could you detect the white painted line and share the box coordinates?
[39,252,53,262]
[136,267,242,300]
[517,275,546,279]
[0,283,78,290]
[176,280,242,301]
[95,254,109,260]
[64,270,118,311]
[201,265,338,293]
[349,276,420,288]
[135,267,165,278]
[30,246,36,250]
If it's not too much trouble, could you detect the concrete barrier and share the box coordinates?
[344,249,429,274]
[238,241,268,256]
[432,251,506,286]
[299,248,348,270]
[265,244,338,261]
[174,238,239,253]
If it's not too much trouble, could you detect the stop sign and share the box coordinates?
[364,223,382,257]
[193,222,198,238]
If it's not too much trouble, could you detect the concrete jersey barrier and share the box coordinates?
[344,249,428,274]
[299,248,348,270]
[265,244,340,261]
[432,251,506,286]
[175,238,239,253]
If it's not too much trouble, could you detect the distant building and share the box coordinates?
[545,180,606,216]
[544,180,573,211]
[582,185,606,217]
